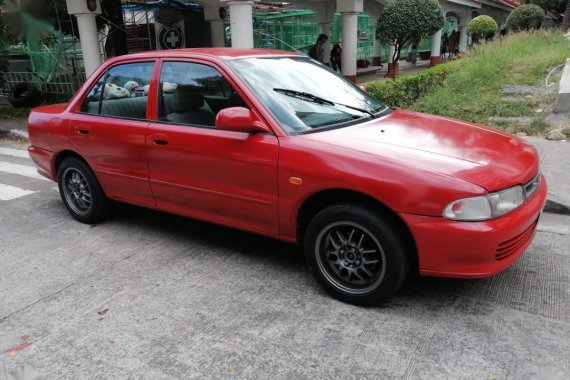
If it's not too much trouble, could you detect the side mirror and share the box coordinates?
[215,107,271,134]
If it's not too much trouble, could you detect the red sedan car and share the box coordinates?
[27,49,546,305]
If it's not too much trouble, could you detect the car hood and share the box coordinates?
[300,109,539,192]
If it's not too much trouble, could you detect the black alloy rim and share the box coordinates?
[315,221,386,295]
[62,168,92,215]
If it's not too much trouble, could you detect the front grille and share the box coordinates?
[495,218,539,260]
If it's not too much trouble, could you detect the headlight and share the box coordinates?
[488,186,525,217]
[443,185,524,221]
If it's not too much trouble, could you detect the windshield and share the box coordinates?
[227,57,387,134]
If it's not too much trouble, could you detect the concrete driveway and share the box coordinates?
[1,140,569,379]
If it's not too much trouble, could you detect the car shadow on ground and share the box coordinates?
[106,202,483,307]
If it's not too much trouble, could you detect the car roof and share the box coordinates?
[110,48,303,62]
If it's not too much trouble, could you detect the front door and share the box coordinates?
[146,61,279,235]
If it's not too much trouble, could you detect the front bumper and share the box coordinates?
[400,175,547,278]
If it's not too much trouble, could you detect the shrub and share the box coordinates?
[467,15,498,42]
[506,4,545,32]
[365,62,456,109]
[376,0,444,64]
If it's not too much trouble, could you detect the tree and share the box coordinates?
[467,15,499,43]
[506,4,545,31]
[520,0,568,14]
[467,15,498,43]
[376,0,444,65]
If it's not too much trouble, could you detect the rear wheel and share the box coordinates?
[57,157,110,224]
[304,203,410,305]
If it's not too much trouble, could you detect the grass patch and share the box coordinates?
[367,31,570,126]
[412,31,569,124]
[513,118,551,135]
[528,117,551,133]
[0,107,31,120]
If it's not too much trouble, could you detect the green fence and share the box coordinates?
[250,10,434,63]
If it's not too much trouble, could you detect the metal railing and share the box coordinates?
[1,71,86,95]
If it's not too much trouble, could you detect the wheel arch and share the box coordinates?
[296,189,417,264]
[53,150,87,178]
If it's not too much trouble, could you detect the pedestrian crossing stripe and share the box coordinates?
[0,183,35,201]
[0,161,48,181]
[0,147,45,201]
[0,147,29,159]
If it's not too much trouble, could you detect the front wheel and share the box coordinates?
[304,204,411,306]
[57,157,110,224]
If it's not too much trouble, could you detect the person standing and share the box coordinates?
[309,34,329,63]
[330,44,342,72]
[410,38,419,65]
[441,32,449,60]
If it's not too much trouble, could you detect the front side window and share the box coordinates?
[80,61,155,120]
[227,57,387,134]
[158,61,247,128]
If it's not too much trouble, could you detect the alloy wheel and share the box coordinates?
[62,167,92,215]
[314,221,386,295]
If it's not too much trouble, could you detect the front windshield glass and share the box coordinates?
[227,57,387,134]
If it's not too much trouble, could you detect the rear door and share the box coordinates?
[69,61,156,206]
[146,60,280,235]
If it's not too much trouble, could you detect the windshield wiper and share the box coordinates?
[273,88,377,119]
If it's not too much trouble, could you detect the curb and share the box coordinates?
[543,195,570,216]
[10,129,29,140]
[0,127,29,141]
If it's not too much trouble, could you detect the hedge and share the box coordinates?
[505,4,545,32]
[365,62,457,109]
[467,15,499,42]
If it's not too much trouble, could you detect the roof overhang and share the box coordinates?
[479,0,518,11]
[445,0,482,8]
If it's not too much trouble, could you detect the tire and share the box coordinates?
[8,82,42,108]
[304,203,411,306]
[57,157,110,224]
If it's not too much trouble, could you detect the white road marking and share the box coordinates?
[0,161,48,181]
[0,183,35,201]
[0,147,30,159]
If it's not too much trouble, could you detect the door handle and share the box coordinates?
[150,134,170,146]
[75,125,90,135]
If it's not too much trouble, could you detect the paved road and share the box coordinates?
[0,139,569,380]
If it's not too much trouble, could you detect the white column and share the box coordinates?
[210,20,225,47]
[341,12,358,82]
[320,23,331,65]
[459,25,468,52]
[372,37,382,66]
[75,13,103,77]
[370,16,381,66]
[430,29,442,67]
[228,1,254,48]
[384,43,398,78]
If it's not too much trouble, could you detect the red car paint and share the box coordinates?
[27,48,547,278]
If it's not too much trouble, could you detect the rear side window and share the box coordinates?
[158,61,247,128]
[80,61,155,120]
